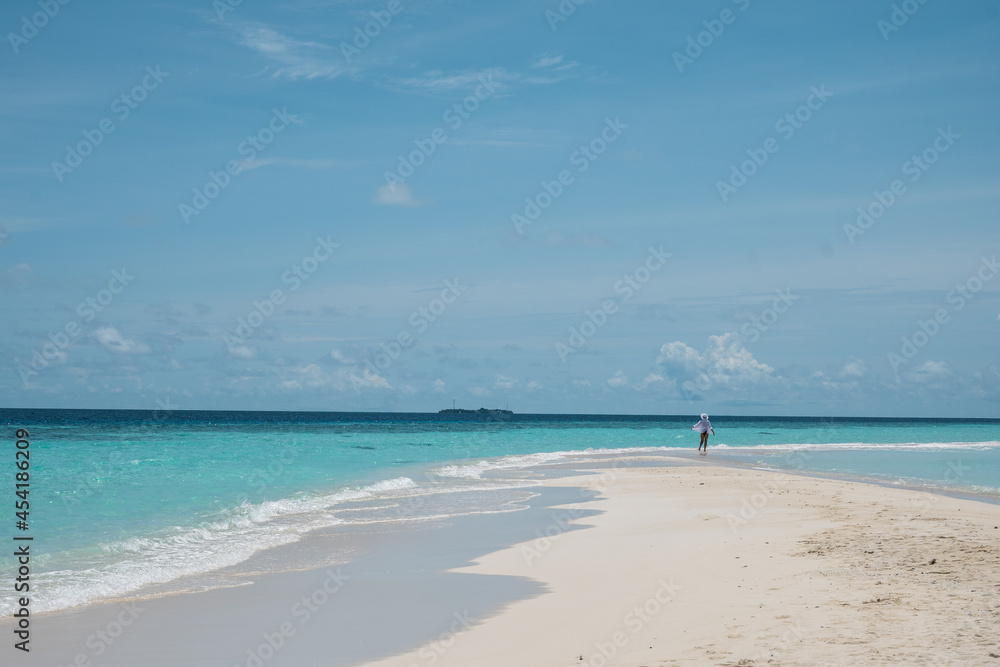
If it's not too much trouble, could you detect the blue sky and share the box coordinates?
[1,0,998,416]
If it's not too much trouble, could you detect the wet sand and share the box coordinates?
[4,461,999,666]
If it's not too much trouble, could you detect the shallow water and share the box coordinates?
[2,409,997,614]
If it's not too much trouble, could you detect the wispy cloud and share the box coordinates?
[529,53,579,74]
[241,157,357,171]
[235,24,349,80]
[531,54,564,68]
[389,58,578,95]
[93,327,152,355]
[390,67,507,93]
[375,182,420,206]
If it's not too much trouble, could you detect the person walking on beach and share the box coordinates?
[691,413,715,454]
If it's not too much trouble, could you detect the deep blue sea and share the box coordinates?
[2,409,999,615]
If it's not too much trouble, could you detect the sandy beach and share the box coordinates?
[364,462,1000,666]
[7,459,1000,666]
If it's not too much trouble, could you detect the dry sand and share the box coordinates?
[364,464,1000,666]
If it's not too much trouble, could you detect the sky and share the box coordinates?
[1,0,998,417]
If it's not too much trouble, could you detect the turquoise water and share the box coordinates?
[2,410,998,614]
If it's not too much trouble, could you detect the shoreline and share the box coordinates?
[4,458,999,665]
[365,461,1000,666]
[691,450,1000,507]
[7,446,1000,619]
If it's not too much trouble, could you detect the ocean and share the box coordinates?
[2,409,998,616]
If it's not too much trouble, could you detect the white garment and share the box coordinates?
[692,418,712,434]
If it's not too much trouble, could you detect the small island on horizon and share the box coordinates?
[438,407,514,416]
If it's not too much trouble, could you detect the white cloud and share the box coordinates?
[93,327,151,355]
[278,365,391,392]
[3,263,35,286]
[656,332,774,387]
[230,344,257,359]
[469,386,490,397]
[526,380,542,391]
[432,379,446,393]
[241,157,353,171]
[22,381,65,394]
[235,25,347,80]
[375,182,420,206]
[529,53,579,72]
[531,54,563,68]
[330,348,355,364]
[391,67,506,93]
[298,363,326,388]
[640,373,665,388]
[840,357,868,378]
[495,374,519,390]
[907,360,950,383]
[607,371,628,388]
[349,368,391,390]
[390,62,577,95]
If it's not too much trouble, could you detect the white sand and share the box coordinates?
[363,464,1000,666]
